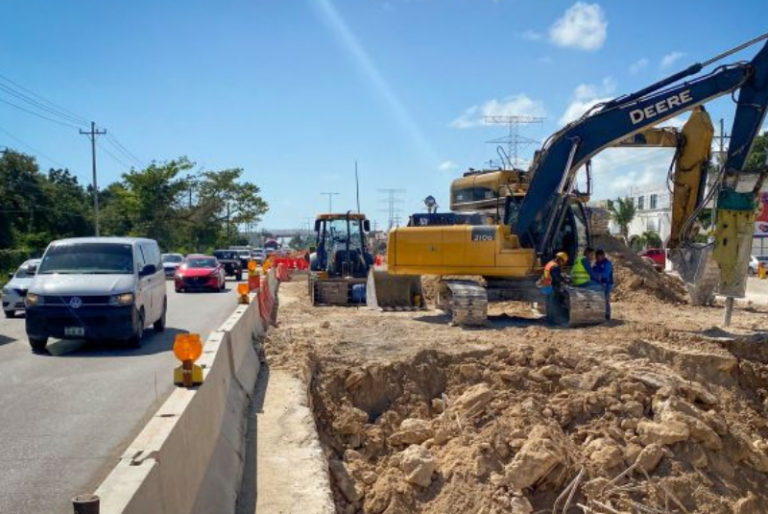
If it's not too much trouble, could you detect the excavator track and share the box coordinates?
[436,280,488,326]
[563,286,607,326]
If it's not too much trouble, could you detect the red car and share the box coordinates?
[174,254,226,292]
[639,248,666,271]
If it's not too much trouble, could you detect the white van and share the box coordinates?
[25,237,167,352]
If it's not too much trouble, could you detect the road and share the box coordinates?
[746,276,768,303]
[0,281,242,513]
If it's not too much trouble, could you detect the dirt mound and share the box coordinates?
[310,344,768,514]
[593,234,687,304]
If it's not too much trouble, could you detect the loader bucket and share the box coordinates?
[669,243,720,306]
[366,270,425,310]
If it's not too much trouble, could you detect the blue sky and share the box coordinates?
[1,0,767,230]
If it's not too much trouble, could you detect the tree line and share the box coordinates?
[0,149,268,261]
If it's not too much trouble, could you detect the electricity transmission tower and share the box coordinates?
[483,115,544,169]
[378,188,405,229]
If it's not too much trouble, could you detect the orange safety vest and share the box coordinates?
[538,259,559,287]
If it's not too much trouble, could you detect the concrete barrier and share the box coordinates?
[94,270,278,514]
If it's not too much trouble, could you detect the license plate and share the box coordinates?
[65,326,85,337]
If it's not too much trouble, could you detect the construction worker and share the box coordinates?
[593,248,614,320]
[538,251,568,325]
[571,247,598,288]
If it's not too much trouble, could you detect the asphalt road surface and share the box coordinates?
[0,280,242,513]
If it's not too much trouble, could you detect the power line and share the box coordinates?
[0,82,88,127]
[0,97,82,129]
[0,125,70,169]
[96,140,132,169]
[0,72,89,125]
[105,133,144,168]
[0,71,145,172]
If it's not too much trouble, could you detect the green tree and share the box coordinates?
[288,233,314,250]
[607,197,636,241]
[744,132,767,171]
[642,230,662,248]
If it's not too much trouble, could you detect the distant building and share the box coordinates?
[600,176,768,256]
[625,183,672,244]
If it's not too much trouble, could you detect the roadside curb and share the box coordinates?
[93,270,278,514]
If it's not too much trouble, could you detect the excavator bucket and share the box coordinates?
[366,270,426,310]
[669,244,720,305]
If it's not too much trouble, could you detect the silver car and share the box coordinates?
[2,259,42,318]
[161,253,184,278]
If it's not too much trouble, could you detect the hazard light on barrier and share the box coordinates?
[173,333,203,387]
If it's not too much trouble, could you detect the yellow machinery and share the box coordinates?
[450,168,529,215]
[368,108,726,325]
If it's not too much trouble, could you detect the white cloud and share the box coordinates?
[549,2,607,51]
[559,77,616,125]
[629,58,648,74]
[438,160,458,172]
[520,29,543,41]
[590,147,675,200]
[450,93,546,129]
[660,51,685,69]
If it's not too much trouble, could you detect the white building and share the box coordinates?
[597,183,672,244]
[605,180,768,256]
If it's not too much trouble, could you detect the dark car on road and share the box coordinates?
[212,250,243,281]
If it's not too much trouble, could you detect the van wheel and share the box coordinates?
[29,337,47,353]
[153,298,167,332]
[4,310,15,318]
[128,309,145,348]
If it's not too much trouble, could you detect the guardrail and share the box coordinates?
[90,269,279,514]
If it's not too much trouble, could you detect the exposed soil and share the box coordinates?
[264,276,768,514]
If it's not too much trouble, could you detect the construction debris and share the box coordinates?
[265,276,768,513]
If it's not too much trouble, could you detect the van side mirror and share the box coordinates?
[140,264,157,277]
[363,220,371,232]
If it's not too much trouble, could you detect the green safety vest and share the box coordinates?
[571,256,591,286]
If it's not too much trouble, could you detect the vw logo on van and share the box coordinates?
[69,296,83,309]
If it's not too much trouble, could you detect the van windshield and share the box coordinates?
[38,243,134,275]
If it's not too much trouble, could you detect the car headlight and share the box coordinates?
[26,292,41,306]
[110,293,135,306]
[2,287,11,295]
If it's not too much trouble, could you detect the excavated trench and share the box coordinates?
[306,338,768,514]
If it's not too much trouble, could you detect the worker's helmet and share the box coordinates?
[555,251,569,264]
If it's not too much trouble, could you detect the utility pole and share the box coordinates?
[79,122,107,236]
[321,192,340,212]
[355,160,361,214]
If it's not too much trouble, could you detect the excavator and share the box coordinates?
[368,33,768,326]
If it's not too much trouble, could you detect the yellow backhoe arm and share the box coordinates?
[614,107,714,248]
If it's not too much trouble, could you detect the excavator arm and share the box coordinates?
[518,38,768,258]
[614,107,715,248]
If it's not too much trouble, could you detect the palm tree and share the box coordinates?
[642,230,662,249]
[607,197,636,241]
